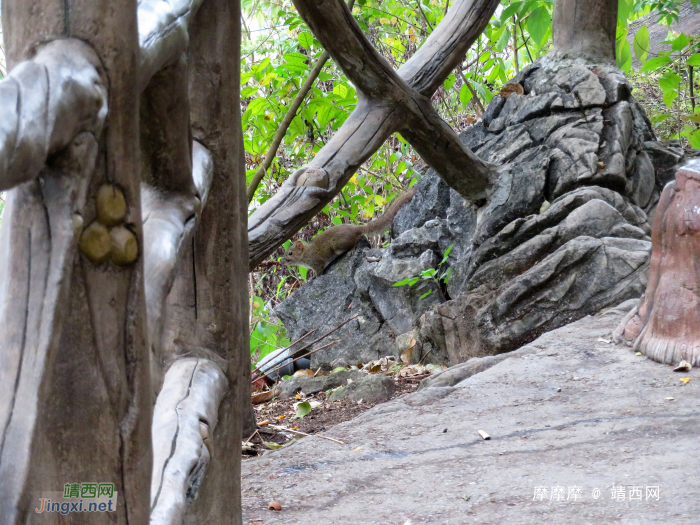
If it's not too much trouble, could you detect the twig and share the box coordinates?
[418,346,434,364]
[252,330,316,376]
[244,429,259,444]
[269,424,345,444]
[253,313,359,382]
[257,340,339,384]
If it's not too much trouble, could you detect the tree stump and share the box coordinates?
[614,160,700,366]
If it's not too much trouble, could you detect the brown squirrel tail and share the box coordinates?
[360,187,417,235]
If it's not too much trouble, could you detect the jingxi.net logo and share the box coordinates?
[35,483,117,515]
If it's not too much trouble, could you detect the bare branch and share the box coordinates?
[248,0,499,268]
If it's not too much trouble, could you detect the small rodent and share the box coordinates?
[498,82,524,99]
[282,187,417,277]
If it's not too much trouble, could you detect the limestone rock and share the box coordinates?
[328,374,396,404]
[278,370,366,399]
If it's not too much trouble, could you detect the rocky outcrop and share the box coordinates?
[276,55,692,367]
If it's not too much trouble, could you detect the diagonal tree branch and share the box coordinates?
[248,0,500,269]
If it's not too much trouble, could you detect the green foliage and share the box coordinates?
[250,294,291,369]
[393,244,453,299]
[617,0,700,146]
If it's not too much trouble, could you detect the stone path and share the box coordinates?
[242,305,700,524]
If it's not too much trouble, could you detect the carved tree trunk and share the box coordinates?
[0,1,152,523]
[614,161,700,366]
[0,0,246,523]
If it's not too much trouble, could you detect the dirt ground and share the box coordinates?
[244,378,421,452]
[241,307,700,524]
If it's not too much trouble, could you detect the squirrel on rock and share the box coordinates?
[282,187,417,278]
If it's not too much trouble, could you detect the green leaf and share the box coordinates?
[419,290,433,300]
[294,401,312,419]
[616,37,632,73]
[394,278,411,286]
[331,366,348,373]
[241,86,258,98]
[688,129,700,149]
[658,71,681,108]
[632,24,649,62]
[247,97,270,115]
[527,6,551,47]
[459,83,473,107]
[478,51,490,63]
[333,84,348,98]
[617,0,632,24]
[441,244,454,264]
[298,266,308,280]
[298,32,314,49]
[500,2,523,21]
[444,74,456,91]
[252,58,271,74]
[470,80,492,104]
[639,55,672,72]
[496,27,510,53]
[687,54,700,66]
[671,33,690,52]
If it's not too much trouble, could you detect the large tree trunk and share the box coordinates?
[0,0,247,523]
[0,1,152,523]
[552,0,618,61]
[614,161,700,366]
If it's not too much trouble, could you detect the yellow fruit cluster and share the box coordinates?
[79,184,138,266]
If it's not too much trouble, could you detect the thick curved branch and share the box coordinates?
[150,358,228,525]
[138,0,206,91]
[143,142,214,353]
[0,39,107,192]
[249,100,400,266]
[248,0,499,268]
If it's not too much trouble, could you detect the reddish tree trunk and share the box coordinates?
[615,162,700,365]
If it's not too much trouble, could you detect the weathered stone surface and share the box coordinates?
[278,370,366,399]
[355,249,442,335]
[472,146,548,246]
[392,170,450,236]
[275,238,395,368]
[422,235,650,364]
[243,311,700,524]
[328,373,396,403]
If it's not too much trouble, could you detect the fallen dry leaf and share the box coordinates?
[674,360,692,372]
[258,419,270,426]
[276,415,286,420]
[251,387,281,405]
[680,377,691,384]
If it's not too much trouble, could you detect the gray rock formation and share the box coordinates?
[328,374,396,404]
[276,55,692,367]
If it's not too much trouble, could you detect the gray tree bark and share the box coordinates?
[0,0,247,523]
[0,1,151,523]
[552,0,618,61]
